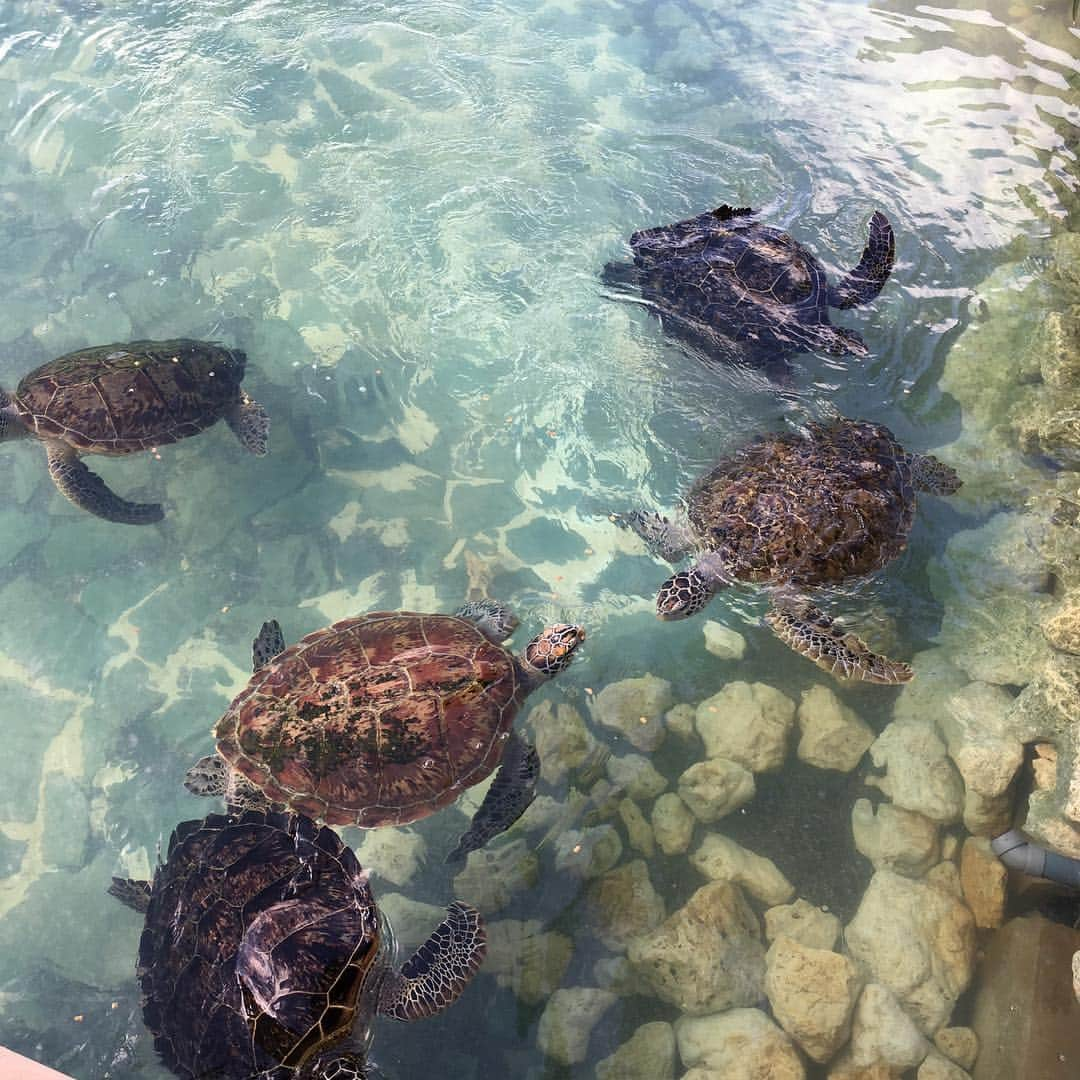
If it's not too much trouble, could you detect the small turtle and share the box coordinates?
[603,204,895,365]
[0,339,269,524]
[109,809,485,1080]
[185,601,586,862]
[615,417,960,683]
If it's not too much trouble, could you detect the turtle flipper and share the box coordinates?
[765,600,913,685]
[446,732,539,864]
[108,877,152,914]
[612,509,695,562]
[827,210,895,309]
[376,901,486,1021]
[453,599,519,644]
[225,393,269,456]
[253,619,287,671]
[909,453,961,496]
[45,443,163,524]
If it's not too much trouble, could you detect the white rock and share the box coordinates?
[764,898,840,952]
[703,620,747,659]
[355,827,425,888]
[797,685,875,772]
[596,1020,677,1080]
[651,792,695,855]
[851,798,940,878]
[536,986,617,1065]
[675,1008,805,1079]
[696,681,796,772]
[765,935,863,1063]
[933,1027,979,1071]
[607,751,668,800]
[665,702,698,740]
[553,824,623,879]
[690,833,796,906]
[866,720,964,825]
[592,674,672,751]
[848,982,931,1070]
[618,797,655,857]
[678,758,755,822]
[918,1050,972,1079]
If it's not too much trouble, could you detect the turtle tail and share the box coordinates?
[827,211,895,310]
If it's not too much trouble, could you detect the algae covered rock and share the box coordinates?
[607,751,668,800]
[530,698,598,786]
[586,858,665,953]
[451,838,538,912]
[651,791,696,855]
[553,824,623,879]
[484,918,573,1005]
[695,681,796,772]
[536,986,617,1065]
[596,1020,676,1080]
[592,674,672,751]
[678,757,755,822]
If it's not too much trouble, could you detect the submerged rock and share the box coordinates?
[851,799,940,878]
[866,720,964,826]
[536,986,617,1065]
[553,824,623,879]
[845,982,931,1072]
[618,797,655,856]
[651,791,696,855]
[933,1027,979,1072]
[596,1020,676,1080]
[591,674,672,752]
[690,833,795,906]
[585,858,665,953]
[958,837,1007,930]
[675,1008,805,1079]
[451,838,538,912]
[764,898,840,952]
[530,699,597,786]
[917,1050,972,1079]
[797,685,875,772]
[607,751,668,800]
[664,702,698,740]
[695,681,796,772]
[703,619,747,659]
[677,757,755,822]
[355,827,425,888]
[483,919,573,1005]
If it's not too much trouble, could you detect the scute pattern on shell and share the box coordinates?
[136,810,381,1080]
[687,419,916,585]
[14,339,246,453]
[217,612,524,828]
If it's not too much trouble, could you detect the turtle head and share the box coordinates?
[0,390,22,443]
[656,561,725,620]
[522,623,586,680]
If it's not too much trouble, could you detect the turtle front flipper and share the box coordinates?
[108,877,152,913]
[225,392,270,456]
[613,509,695,562]
[253,618,287,671]
[827,210,895,310]
[377,901,486,1021]
[765,600,913,684]
[909,453,962,496]
[46,443,163,524]
[446,731,539,864]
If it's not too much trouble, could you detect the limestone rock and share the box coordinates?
[596,1020,676,1080]
[452,838,538,912]
[484,919,573,1005]
[678,758,755,822]
[851,798,940,878]
[764,898,840,952]
[607,751,668,800]
[918,1051,971,1079]
[797,685,875,772]
[618,797,655,856]
[691,833,796,906]
[933,1027,978,1071]
[652,792,695,855]
[703,620,746,659]
[848,982,931,1070]
[695,681,796,772]
[665,702,697,740]
[675,1008,805,1079]
[355,827,425,888]
[765,935,862,1062]
[959,837,1007,930]
[586,859,665,953]
[536,986,617,1065]
[530,699,597,786]
[627,881,765,1015]
[827,1055,904,1079]
[846,870,976,1034]
[592,674,672,752]
[553,824,622,879]
[866,720,964,825]
[1043,593,1080,654]
[925,860,964,899]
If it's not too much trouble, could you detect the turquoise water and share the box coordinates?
[0,0,1077,1077]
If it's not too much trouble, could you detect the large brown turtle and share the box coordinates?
[0,338,268,523]
[602,204,895,366]
[616,417,960,683]
[109,808,485,1080]
[185,601,586,862]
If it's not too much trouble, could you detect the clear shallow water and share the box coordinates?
[0,0,1076,1077]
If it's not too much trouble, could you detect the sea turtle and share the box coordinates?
[0,338,269,524]
[184,601,586,862]
[602,204,895,366]
[109,808,485,1080]
[615,417,960,683]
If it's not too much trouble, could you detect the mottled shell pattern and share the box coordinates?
[136,810,381,1080]
[217,611,527,827]
[13,339,247,454]
[687,418,916,586]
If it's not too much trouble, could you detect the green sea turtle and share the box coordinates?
[0,338,268,524]
[616,417,960,683]
[184,601,586,862]
[602,204,895,365]
[109,808,485,1079]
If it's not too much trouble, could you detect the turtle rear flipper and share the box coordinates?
[446,732,539,863]
[108,876,152,914]
[46,443,163,524]
[377,901,486,1021]
[909,453,962,496]
[253,619,287,671]
[827,210,895,310]
[765,600,913,684]
[225,393,269,456]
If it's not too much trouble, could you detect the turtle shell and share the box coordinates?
[687,418,916,587]
[216,611,527,828]
[136,809,382,1080]
[14,339,246,454]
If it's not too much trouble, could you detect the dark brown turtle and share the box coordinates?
[0,339,268,524]
[615,417,960,683]
[108,809,485,1080]
[602,204,895,367]
[185,601,586,862]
